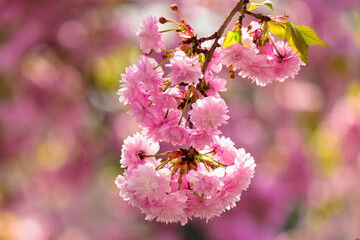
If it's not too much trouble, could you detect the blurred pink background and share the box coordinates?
[0,0,359,239]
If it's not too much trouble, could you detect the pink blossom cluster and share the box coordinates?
[116,134,255,225]
[117,49,229,148]
[220,22,305,86]
[115,8,302,225]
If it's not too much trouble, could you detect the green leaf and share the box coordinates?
[293,24,328,48]
[247,4,260,11]
[286,22,309,66]
[263,1,274,10]
[223,29,243,49]
[268,20,286,40]
[248,0,273,11]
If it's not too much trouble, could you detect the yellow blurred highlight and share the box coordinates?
[36,139,68,172]
[346,81,360,111]
[0,212,16,240]
[92,44,140,90]
[21,49,60,86]
[313,129,342,176]
[59,228,92,240]
[308,198,343,225]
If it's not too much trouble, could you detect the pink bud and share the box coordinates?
[159,17,167,24]
[170,4,178,11]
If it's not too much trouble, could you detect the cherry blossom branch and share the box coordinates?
[244,10,271,22]
[201,0,249,74]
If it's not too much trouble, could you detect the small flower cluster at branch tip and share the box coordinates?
[115,0,326,225]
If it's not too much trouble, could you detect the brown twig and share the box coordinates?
[201,0,249,74]
[244,10,271,22]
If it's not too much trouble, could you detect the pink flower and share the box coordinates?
[120,132,160,170]
[187,166,225,195]
[189,96,229,131]
[206,136,237,165]
[126,163,171,203]
[136,15,166,54]
[133,55,164,92]
[225,148,256,190]
[145,109,189,145]
[158,124,190,146]
[220,43,257,71]
[128,102,164,127]
[274,41,305,82]
[186,192,223,221]
[166,51,202,85]
[188,128,221,149]
[149,87,182,109]
[203,75,227,97]
[145,190,189,225]
[117,65,147,105]
[238,54,277,86]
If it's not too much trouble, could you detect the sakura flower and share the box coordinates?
[145,190,189,225]
[274,41,305,82]
[238,53,277,86]
[133,55,164,92]
[135,15,166,54]
[225,148,256,190]
[158,124,190,146]
[166,51,202,85]
[149,87,182,109]
[117,65,147,105]
[203,75,227,97]
[146,109,189,145]
[187,166,225,195]
[128,102,163,127]
[188,128,221,149]
[126,163,171,203]
[220,42,257,71]
[120,132,160,170]
[189,96,229,131]
[206,135,237,165]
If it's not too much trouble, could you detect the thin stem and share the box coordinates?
[198,33,217,43]
[196,156,210,172]
[178,94,190,125]
[166,20,181,25]
[175,10,187,25]
[201,0,249,74]
[154,56,173,70]
[162,81,171,92]
[164,109,169,119]
[159,29,178,33]
[200,193,204,202]
[212,159,228,168]
[267,29,283,59]
[156,157,173,171]
[178,173,183,190]
[201,148,216,155]
[244,10,271,22]
[139,151,172,158]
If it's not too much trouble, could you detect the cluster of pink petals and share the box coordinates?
[219,22,304,86]
[136,15,166,54]
[189,96,229,131]
[115,15,316,225]
[118,51,230,148]
[116,134,255,225]
[166,51,203,85]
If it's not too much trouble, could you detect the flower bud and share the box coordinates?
[255,29,263,38]
[159,17,167,24]
[170,4,178,11]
